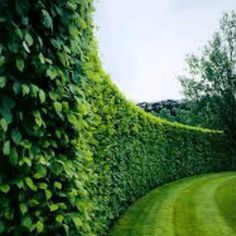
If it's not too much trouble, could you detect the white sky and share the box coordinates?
[94,0,236,103]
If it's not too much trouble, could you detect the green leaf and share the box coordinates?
[3,141,10,155]
[54,102,62,112]
[79,103,89,115]
[38,183,47,190]
[0,76,6,88]
[39,90,46,103]
[13,82,22,95]
[0,56,5,66]
[20,157,32,167]
[20,203,28,215]
[54,181,62,190]
[39,53,45,64]
[62,101,69,113]
[50,161,64,175]
[22,84,30,96]
[28,198,39,207]
[71,215,83,229]
[15,26,23,39]
[25,33,33,47]
[11,129,22,145]
[16,59,24,72]
[56,214,64,223]
[22,216,33,229]
[38,155,47,165]
[0,118,8,131]
[57,52,68,67]
[68,113,77,125]
[20,141,31,150]
[69,25,79,38]
[79,18,87,29]
[22,16,29,26]
[15,179,24,189]
[45,58,52,64]
[35,221,44,233]
[49,91,58,101]
[42,10,53,30]
[9,147,18,166]
[31,84,39,97]
[33,111,43,127]
[0,184,10,193]
[33,166,47,179]
[46,68,57,80]
[51,39,61,49]
[25,177,37,191]
[67,2,77,10]
[49,204,58,212]
[22,41,30,53]
[45,189,52,200]
[38,36,43,48]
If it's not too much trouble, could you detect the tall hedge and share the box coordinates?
[0,1,235,235]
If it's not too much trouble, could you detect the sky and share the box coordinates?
[94,0,236,103]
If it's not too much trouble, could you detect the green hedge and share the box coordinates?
[0,1,235,235]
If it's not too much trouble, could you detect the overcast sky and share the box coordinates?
[94,0,236,102]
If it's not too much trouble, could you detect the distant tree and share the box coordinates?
[157,107,175,122]
[179,11,236,137]
[138,100,198,125]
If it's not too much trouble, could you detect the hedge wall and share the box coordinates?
[0,1,235,235]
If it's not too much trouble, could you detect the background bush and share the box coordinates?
[0,0,235,235]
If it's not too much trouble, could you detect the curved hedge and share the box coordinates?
[0,1,235,235]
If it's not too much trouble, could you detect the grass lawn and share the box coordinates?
[109,172,236,236]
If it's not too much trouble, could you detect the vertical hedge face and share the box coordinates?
[0,1,235,236]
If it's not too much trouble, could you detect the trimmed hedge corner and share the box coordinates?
[0,1,235,235]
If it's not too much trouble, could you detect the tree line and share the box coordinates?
[139,12,236,138]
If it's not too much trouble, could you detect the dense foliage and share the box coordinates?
[0,0,95,235]
[138,100,190,124]
[0,1,235,236]
[138,100,220,128]
[179,12,236,137]
[138,100,182,123]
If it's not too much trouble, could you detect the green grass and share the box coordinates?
[109,172,236,236]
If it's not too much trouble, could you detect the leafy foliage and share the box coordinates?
[0,0,95,235]
[179,12,236,137]
[138,100,220,128]
[0,1,235,236]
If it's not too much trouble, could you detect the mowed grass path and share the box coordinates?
[109,172,236,236]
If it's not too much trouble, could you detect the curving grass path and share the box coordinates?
[109,172,236,236]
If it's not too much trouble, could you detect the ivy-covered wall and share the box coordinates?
[0,1,235,235]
